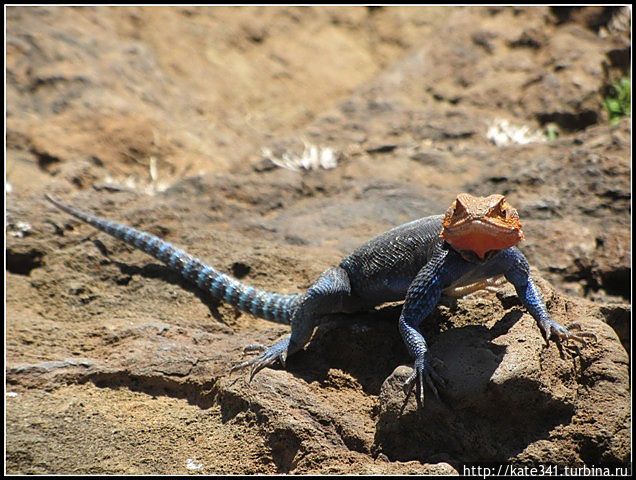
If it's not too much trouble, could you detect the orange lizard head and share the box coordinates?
[440,193,524,261]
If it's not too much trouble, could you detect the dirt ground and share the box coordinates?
[6,6,631,474]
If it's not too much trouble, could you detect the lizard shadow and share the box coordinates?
[112,260,227,321]
[288,304,408,395]
[285,303,576,465]
[374,371,576,467]
[285,302,523,397]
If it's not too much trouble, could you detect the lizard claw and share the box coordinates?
[400,356,445,412]
[565,322,597,341]
[229,336,290,381]
[541,320,596,358]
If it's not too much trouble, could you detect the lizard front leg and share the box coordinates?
[231,266,354,380]
[398,244,471,408]
[500,248,596,353]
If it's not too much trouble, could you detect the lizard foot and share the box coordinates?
[229,336,290,381]
[542,320,597,358]
[400,357,446,412]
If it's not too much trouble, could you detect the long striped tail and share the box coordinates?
[45,195,300,324]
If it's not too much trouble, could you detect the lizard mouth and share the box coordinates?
[442,220,524,260]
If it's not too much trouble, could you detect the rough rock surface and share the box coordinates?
[6,6,631,474]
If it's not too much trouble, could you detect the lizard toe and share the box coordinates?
[565,322,597,344]
[556,323,596,345]
[229,349,285,380]
[400,357,445,413]
[229,335,291,381]
[543,321,596,359]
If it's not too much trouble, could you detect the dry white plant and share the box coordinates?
[486,118,546,146]
[99,156,170,195]
[185,459,204,471]
[261,143,339,172]
[8,221,32,238]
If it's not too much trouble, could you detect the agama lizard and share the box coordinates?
[45,193,595,407]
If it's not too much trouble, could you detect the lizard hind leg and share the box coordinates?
[231,266,355,380]
[287,266,355,355]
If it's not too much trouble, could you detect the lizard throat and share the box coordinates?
[441,221,524,260]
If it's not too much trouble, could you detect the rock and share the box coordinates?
[375,282,629,465]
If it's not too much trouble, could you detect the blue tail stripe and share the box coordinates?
[115,224,129,237]
[238,286,254,310]
[134,233,148,248]
[169,250,182,269]
[145,237,160,253]
[271,296,281,320]
[224,282,236,304]
[197,266,214,288]
[249,291,262,316]
[280,297,291,321]
[157,243,171,260]
[261,296,271,319]
[209,276,224,297]
[182,259,198,279]
[103,221,117,235]
[124,229,136,242]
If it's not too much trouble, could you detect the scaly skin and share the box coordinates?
[45,193,595,408]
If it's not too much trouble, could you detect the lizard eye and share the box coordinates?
[493,201,503,213]
[453,200,467,218]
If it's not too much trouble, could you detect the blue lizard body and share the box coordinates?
[46,194,593,407]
